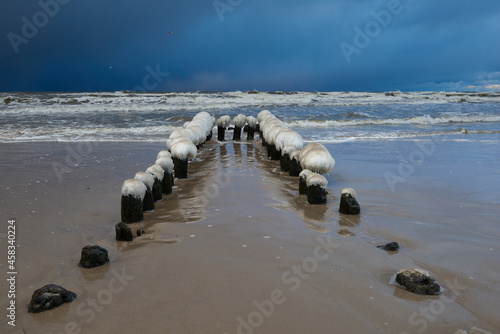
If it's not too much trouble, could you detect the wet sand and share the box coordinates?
[0,139,499,334]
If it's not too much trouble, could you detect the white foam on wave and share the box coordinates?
[3,91,500,116]
[2,91,500,143]
[286,114,500,128]
[304,128,500,144]
[0,125,179,143]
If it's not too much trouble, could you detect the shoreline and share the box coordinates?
[0,140,498,333]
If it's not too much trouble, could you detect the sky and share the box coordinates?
[1,0,499,92]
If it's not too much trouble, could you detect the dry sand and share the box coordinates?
[0,139,499,334]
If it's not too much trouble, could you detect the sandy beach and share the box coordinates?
[0,138,499,334]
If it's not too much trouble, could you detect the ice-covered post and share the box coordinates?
[146,164,164,201]
[157,150,174,186]
[274,129,303,172]
[257,110,272,140]
[134,172,155,212]
[207,116,215,141]
[121,179,146,223]
[217,115,231,141]
[299,169,312,195]
[289,150,302,176]
[171,139,197,179]
[299,143,335,175]
[258,112,276,149]
[155,157,174,195]
[339,188,360,215]
[264,123,286,161]
[280,145,295,172]
[306,173,328,205]
[246,116,257,140]
[232,114,246,140]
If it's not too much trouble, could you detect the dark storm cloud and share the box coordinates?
[1,0,499,91]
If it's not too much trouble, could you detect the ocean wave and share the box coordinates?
[306,129,500,143]
[286,114,500,128]
[0,125,179,143]
[339,112,372,119]
[2,91,500,114]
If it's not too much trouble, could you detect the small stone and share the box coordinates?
[137,229,145,236]
[469,327,493,334]
[393,268,442,295]
[377,242,399,251]
[79,245,109,268]
[28,284,77,313]
[339,193,360,215]
[454,328,493,334]
[115,222,133,241]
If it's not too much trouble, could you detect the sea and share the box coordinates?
[1,91,499,143]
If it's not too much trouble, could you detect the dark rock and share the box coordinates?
[115,222,133,241]
[339,193,360,215]
[137,229,145,236]
[394,268,442,295]
[454,327,493,334]
[247,90,259,94]
[4,97,12,104]
[307,185,328,204]
[121,194,144,223]
[79,245,109,268]
[377,242,399,251]
[28,284,77,313]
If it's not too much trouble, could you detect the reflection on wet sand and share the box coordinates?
[79,262,110,282]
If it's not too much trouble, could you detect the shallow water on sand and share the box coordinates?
[0,138,499,334]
